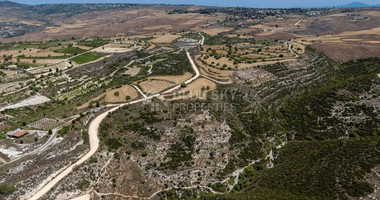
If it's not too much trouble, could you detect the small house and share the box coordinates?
[6,128,28,138]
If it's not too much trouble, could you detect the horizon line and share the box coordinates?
[2,0,379,9]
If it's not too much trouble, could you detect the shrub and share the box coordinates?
[0,184,15,195]
[58,126,70,136]
[89,156,98,163]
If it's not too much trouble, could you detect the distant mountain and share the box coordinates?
[0,0,25,7]
[335,2,375,8]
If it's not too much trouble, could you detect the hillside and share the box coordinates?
[0,2,379,200]
[204,56,380,199]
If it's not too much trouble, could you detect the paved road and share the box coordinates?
[28,50,201,200]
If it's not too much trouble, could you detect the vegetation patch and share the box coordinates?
[77,39,111,48]
[0,184,16,195]
[150,50,192,76]
[71,52,103,64]
[0,132,6,139]
[54,47,87,55]
[210,137,380,199]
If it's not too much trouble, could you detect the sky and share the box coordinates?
[7,0,380,8]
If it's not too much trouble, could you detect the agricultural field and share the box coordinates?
[70,52,103,64]
[0,40,104,72]
[138,72,193,94]
[151,33,181,44]
[122,66,140,77]
[199,41,298,71]
[164,78,217,101]
[104,85,138,103]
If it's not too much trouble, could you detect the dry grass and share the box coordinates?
[164,78,217,101]
[0,48,64,63]
[139,80,174,94]
[194,55,233,81]
[92,42,134,53]
[147,72,193,84]
[123,67,140,77]
[146,43,156,50]
[203,55,296,69]
[138,71,193,94]
[151,34,181,43]
[0,69,14,75]
[1,8,225,42]
[201,43,298,69]
[138,72,194,94]
[76,94,106,110]
[104,85,138,103]
[201,28,233,36]
[76,85,138,110]
[297,27,380,61]
[19,59,64,65]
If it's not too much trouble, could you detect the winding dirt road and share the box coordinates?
[199,32,205,46]
[28,50,201,200]
[162,51,200,94]
[288,42,299,58]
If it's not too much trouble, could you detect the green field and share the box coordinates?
[54,47,87,55]
[137,36,154,41]
[77,39,110,48]
[13,41,69,49]
[71,52,103,64]
[16,62,43,69]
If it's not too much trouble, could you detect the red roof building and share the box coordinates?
[6,129,29,138]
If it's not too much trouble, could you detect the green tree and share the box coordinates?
[89,156,98,163]
[0,184,15,195]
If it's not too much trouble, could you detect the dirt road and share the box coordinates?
[288,42,299,58]
[163,50,200,94]
[132,84,148,98]
[201,75,233,85]
[294,19,303,26]
[199,32,205,46]
[28,50,201,200]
